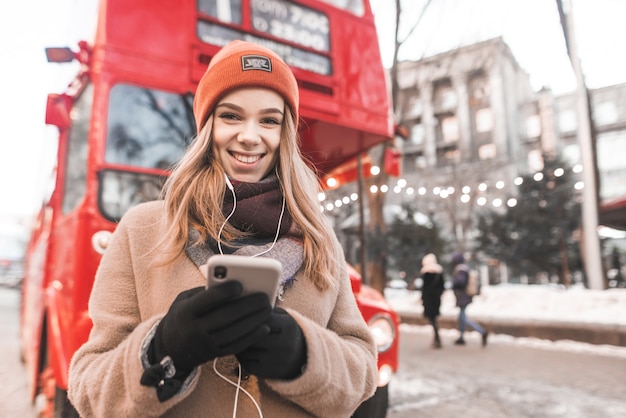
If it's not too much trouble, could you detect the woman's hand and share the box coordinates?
[152,282,272,375]
[236,307,307,380]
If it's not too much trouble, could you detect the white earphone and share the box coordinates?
[218,173,286,258]
[224,173,234,191]
[216,172,284,418]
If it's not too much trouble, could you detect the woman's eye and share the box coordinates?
[219,112,240,121]
[261,117,281,125]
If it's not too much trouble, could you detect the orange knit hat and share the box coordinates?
[193,40,299,133]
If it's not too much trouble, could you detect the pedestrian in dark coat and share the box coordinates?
[451,252,488,347]
[421,253,445,348]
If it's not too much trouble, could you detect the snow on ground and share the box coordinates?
[385,284,626,358]
[399,324,626,359]
[385,284,626,326]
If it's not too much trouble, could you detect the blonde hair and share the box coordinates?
[159,108,340,291]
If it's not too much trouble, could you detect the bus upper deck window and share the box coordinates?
[198,0,242,24]
[318,0,364,16]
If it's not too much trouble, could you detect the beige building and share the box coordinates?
[325,37,626,284]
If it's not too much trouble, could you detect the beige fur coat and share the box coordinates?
[68,201,377,417]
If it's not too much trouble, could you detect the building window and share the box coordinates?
[433,78,456,112]
[403,152,426,169]
[479,143,497,160]
[468,70,489,107]
[526,114,541,138]
[475,108,494,133]
[597,131,626,200]
[594,101,618,126]
[437,146,460,164]
[407,96,422,118]
[415,155,427,169]
[558,109,577,133]
[440,115,459,143]
[410,123,425,145]
[562,143,581,165]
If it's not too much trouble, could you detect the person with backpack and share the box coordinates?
[451,252,488,347]
[420,253,446,348]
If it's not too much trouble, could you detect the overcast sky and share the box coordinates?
[1,0,625,219]
[371,0,626,93]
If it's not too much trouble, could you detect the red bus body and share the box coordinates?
[20,1,398,416]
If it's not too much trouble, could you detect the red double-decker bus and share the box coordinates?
[20,1,399,416]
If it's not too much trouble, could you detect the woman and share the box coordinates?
[420,253,445,348]
[68,40,377,417]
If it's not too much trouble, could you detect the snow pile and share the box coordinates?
[385,284,626,326]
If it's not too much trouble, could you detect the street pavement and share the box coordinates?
[2,286,626,417]
[388,324,626,417]
[0,287,36,417]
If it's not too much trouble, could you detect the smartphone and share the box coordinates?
[205,254,282,307]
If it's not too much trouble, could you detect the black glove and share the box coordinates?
[236,307,307,380]
[151,282,272,376]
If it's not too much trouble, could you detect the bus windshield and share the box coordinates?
[106,83,194,169]
[100,83,195,221]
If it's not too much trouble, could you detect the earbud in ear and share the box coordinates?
[224,174,234,191]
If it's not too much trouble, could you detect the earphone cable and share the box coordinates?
[217,184,237,256]
[217,177,285,258]
[213,358,263,418]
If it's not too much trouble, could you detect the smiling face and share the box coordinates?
[211,87,284,183]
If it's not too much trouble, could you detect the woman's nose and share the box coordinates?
[237,121,261,145]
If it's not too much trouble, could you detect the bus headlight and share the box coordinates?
[368,314,395,353]
[92,230,112,255]
[377,364,393,387]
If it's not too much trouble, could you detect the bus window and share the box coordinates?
[105,84,195,170]
[198,0,242,24]
[319,0,365,16]
[62,83,93,215]
[248,0,330,52]
[99,170,166,221]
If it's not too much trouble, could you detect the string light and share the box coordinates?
[319,167,581,212]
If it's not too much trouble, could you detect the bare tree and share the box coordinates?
[364,0,433,293]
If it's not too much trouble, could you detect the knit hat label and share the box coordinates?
[241,55,272,72]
